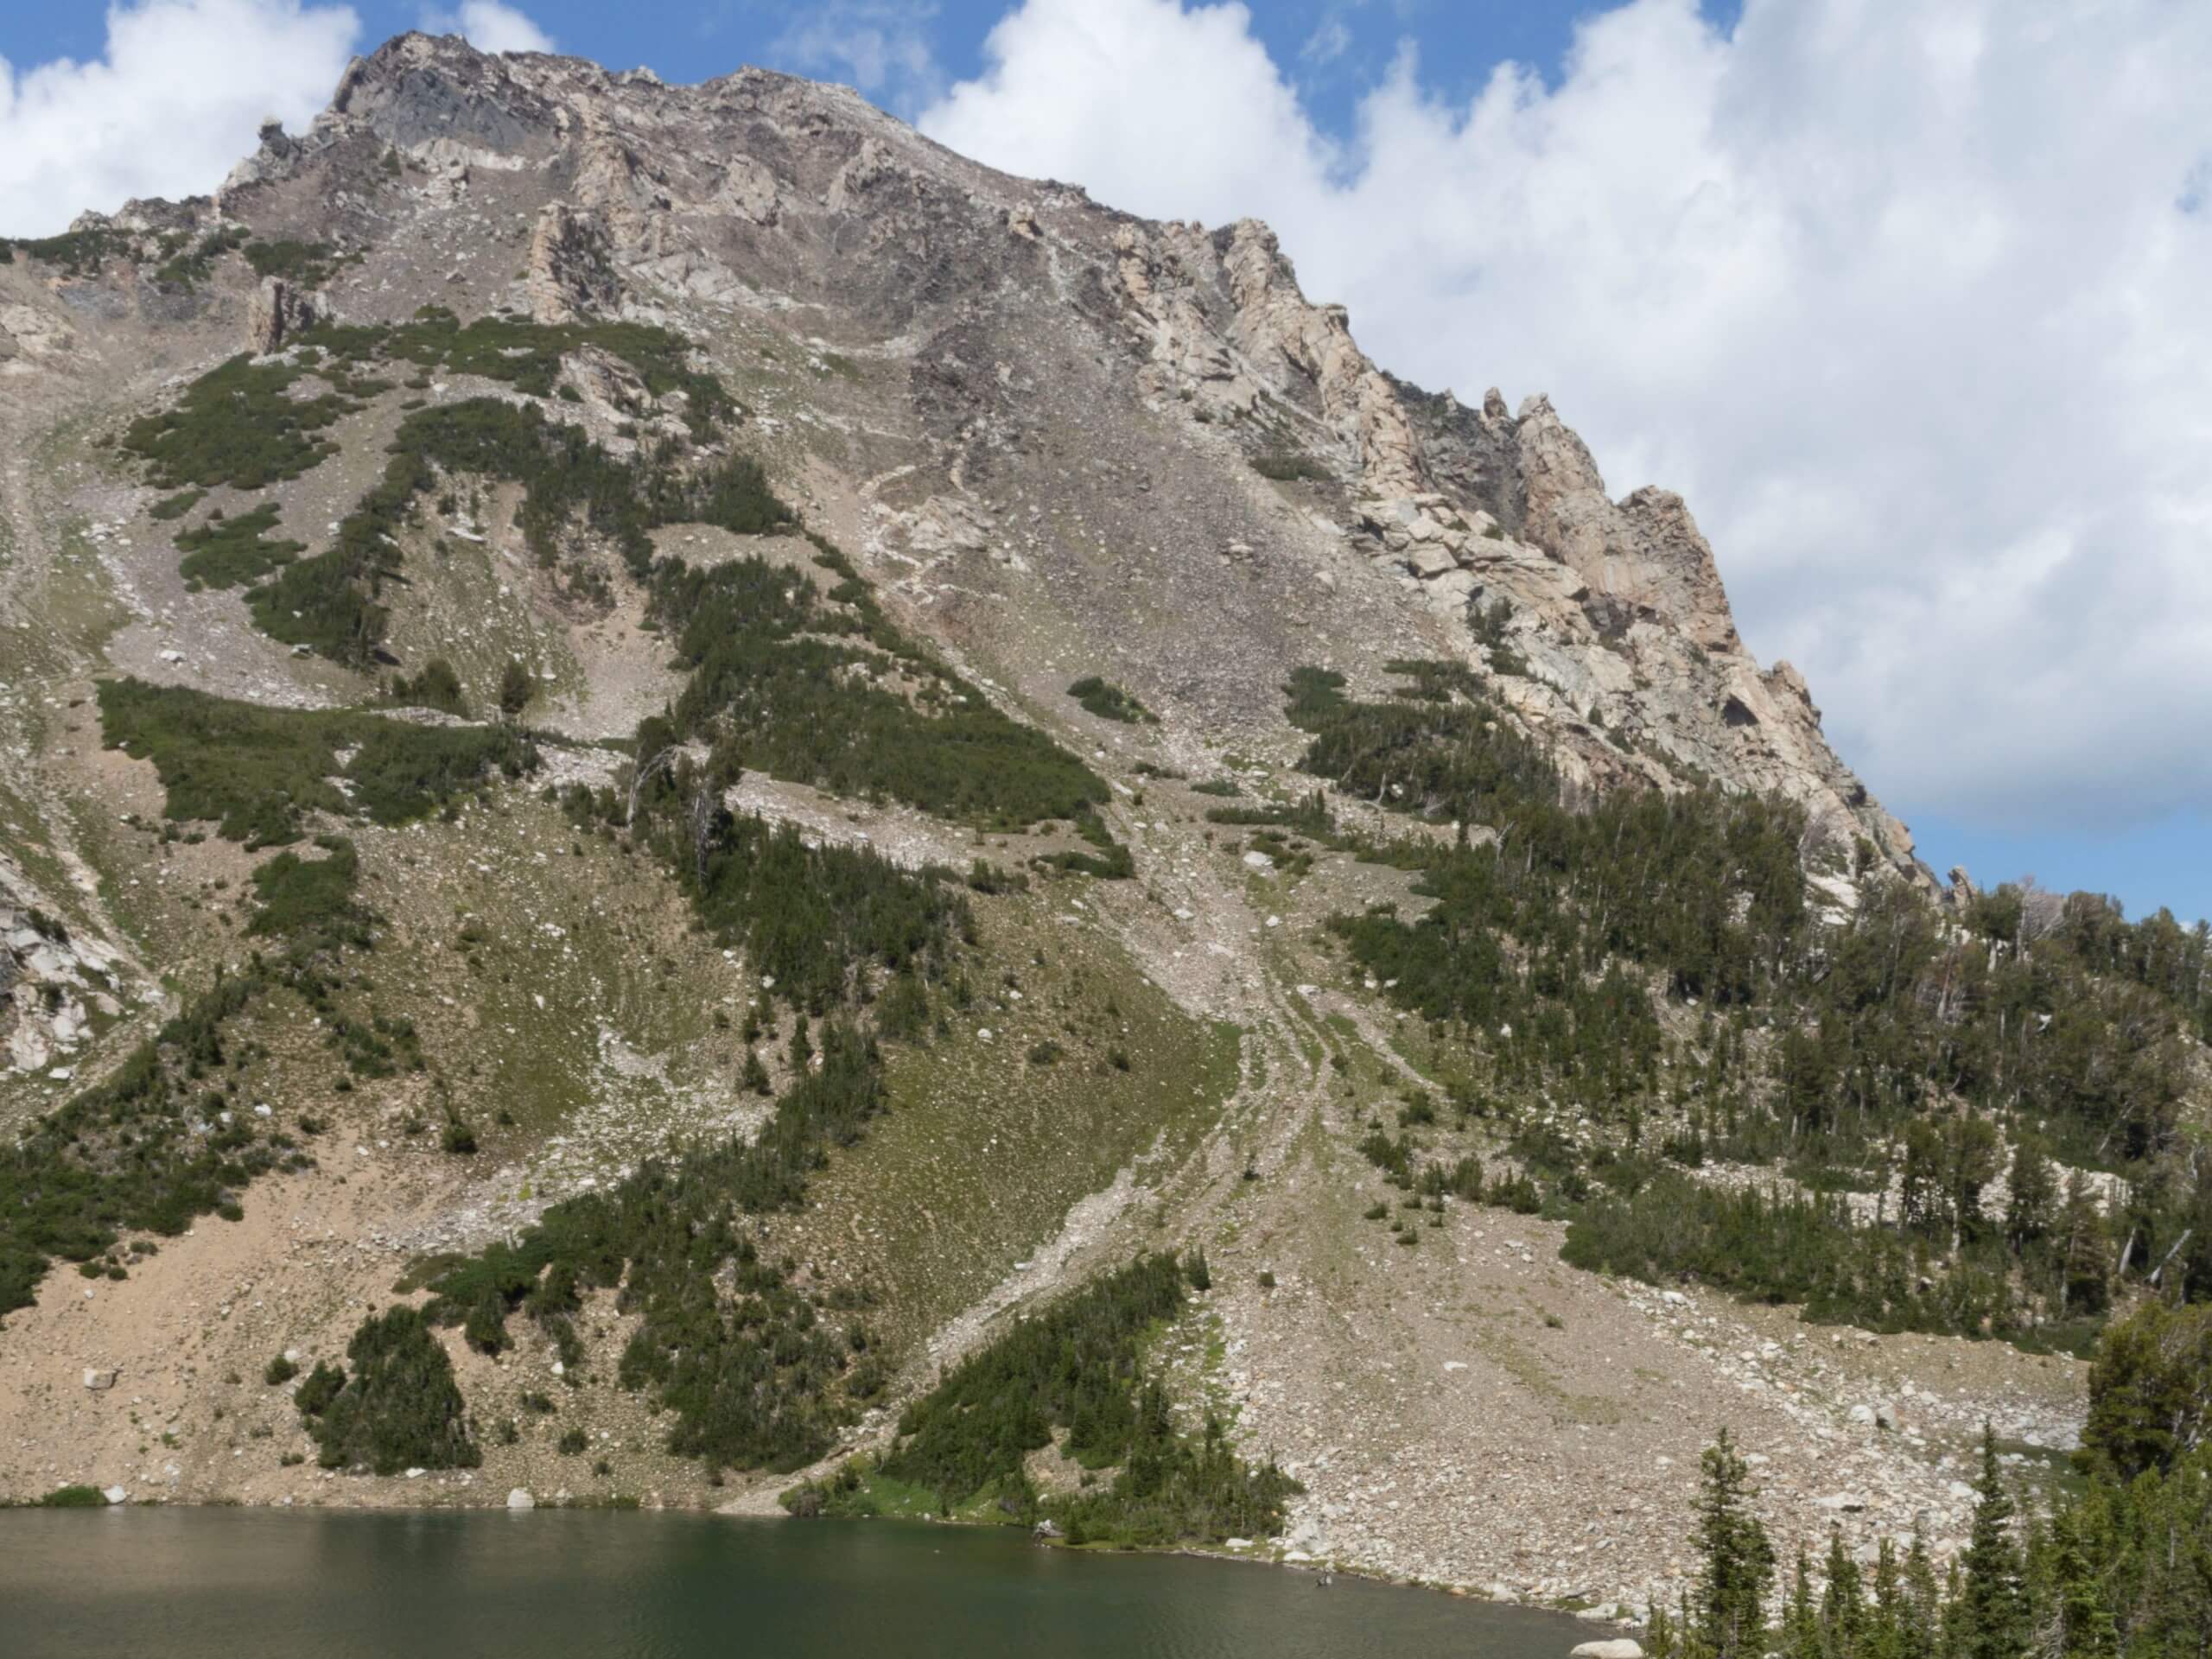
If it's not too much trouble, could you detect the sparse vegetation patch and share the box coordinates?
[786,1253,1298,1546]
[297,1305,480,1475]
[120,354,359,492]
[99,677,536,848]
[1067,676,1154,724]
[175,503,306,590]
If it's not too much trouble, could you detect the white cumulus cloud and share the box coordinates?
[418,1,554,55]
[0,0,361,237]
[1300,18,1350,67]
[923,0,2212,842]
[771,2,944,114]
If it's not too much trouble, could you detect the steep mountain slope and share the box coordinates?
[0,30,2202,1624]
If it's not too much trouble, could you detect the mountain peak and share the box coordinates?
[8,29,2199,1613]
[23,29,1927,887]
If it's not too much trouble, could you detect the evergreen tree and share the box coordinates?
[498,657,533,721]
[2079,1299,2212,1479]
[1821,1522,1866,1659]
[299,1304,480,1475]
[1900,1122,1949,1237]
[1865,1537,1905,1659]
[1691,1429,1776,1659]
[1783,1542,1822,1659]
[2044,1507,2116,1659]
[1944,1116,2001,1249]
[1938,1560,1966,1659]
[1954,1425,2029,1659]
[2002,1135,2057,1253]
[2056,1173,2111,1315]
[1899,1531,1942,1659]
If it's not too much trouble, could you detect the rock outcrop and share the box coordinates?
[13,29,1927,893]
[1,861,131,1079]
[524,204,620,324]
[245,275,327,353]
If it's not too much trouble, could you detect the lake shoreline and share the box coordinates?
[5,1482,1637,1641]
[0,1506,1602,1659]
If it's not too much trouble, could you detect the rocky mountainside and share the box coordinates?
[3,29,2201,1630]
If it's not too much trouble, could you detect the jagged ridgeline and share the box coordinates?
[1275,662,2212,1347]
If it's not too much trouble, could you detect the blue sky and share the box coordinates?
[0,1,2203,927]
[6,3,1695,122]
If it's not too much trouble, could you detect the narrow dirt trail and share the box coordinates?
[770,785,2089,1613]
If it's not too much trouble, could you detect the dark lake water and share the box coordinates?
[0,1509,1586,1658]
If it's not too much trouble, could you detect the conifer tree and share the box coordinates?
[2044,1507,2117,1659]
[498,656,533,721]
[1955,1425,2029,1659]
[1783,1542,1822,1659]
[2002,1136,2057,1253]
[1865,1537,1905,1659]
[1901,1530,1942,1659]
[2057,1173,2111,1314]
[1821,1522,1866,1659]
[1691,1429,1776,1659]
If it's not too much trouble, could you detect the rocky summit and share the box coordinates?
[0,30,2202,1631]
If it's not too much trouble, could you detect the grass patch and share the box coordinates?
[251,393,783,665]
[305,308,735,435]
[650,540,1111,832]
[152,226,250,289]
[3,228,135,276]
[420,1038,891,1471]
[243,238,346,289]
[1249,449,1327,482]
[0,851,368,1317]
[33,1484,110,1508]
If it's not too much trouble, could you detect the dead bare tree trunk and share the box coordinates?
[626,745,679,827]
[689,784,717,887]
[2150,1229,2193,1288]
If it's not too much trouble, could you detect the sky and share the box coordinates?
[0,1,2205,927]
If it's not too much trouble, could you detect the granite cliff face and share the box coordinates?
[89,30,1912,876]
[0,30,2071,1618]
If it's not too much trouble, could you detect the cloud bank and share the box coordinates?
[0,2,557,236]
[2,0,2204,852]
[767,2,944,116]
[0,1,361,236]
[923,0,2212,837]
[418,2,553,55]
